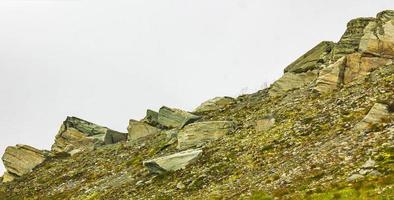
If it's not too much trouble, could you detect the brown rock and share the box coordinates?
[127,120,161,141]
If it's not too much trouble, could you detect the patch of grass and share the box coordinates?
[250,191,273,200]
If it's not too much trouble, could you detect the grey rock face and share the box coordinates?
[177,121,235,150]
[143,149,202,175]
[127,120,161,141]
[158,106,201,129]
[2,145,46,182]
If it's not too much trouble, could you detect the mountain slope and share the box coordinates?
[0,10,394,200]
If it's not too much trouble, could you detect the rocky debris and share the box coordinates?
[314,56,346,93]
[255,115,275,132]
[157,106,201,129]
[269,70,318,97]
[51,117,126,154]
[348,158,380,182]
[127,120,161,141]
[177,121,235,150]
[194,96,236,113]
[284,41,334,73]
[143,149,202,175]
[2,145,46,182]
[355,103,391,131]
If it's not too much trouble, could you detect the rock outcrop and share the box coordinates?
[194,97,236,113]
[1,145,46,182]
[143,149,202,175]
[157,106,201,129]
[269,70,318,97]
[127,120,161,141]
[51,116,127,154]
[355,103,392,131]
[177,121,235,150]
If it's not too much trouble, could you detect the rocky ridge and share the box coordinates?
[0,10,393,200]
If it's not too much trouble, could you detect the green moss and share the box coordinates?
[249,191,273,200]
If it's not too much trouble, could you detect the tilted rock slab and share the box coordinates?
[2,145,46,182]
[314,56,346,94]
[194,96,236,113]
[269,70,318,97]
[143,149,202,174]
[355,103,392,131]
[51,116,127,154]
[284,41,334,73]
[127,120,161,141]
[177,121,235,150]
[158,106,201,129]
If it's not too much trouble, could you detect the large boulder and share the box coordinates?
[158,106,201,129]
[51,117,127,154]
[143,149,202,174]
[177,121,235,150]
[355,103,392,131]
[127,120,161,141]
[2,145,46,182]
[194,96,236,113]
[142,109,161,128]
[284,41,334,73]
[314,56,346,94]
[269,70,318,97]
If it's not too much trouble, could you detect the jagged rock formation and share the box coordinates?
[1,10,394,200]
[1,145,46,182]
[51,117,127,155]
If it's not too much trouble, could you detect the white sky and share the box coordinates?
[0,0,392,174]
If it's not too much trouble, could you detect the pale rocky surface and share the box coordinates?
[177,121,235,150]
[127,120,161,140]
[194,96,236,113]
[1,145,46,182]
[355,103,392,131]
[314,56,346,93]
[255,115,275,132]
[157,106,201,128]
[269,70,318,97]
[143,149,202,175]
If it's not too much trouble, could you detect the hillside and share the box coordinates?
[0,10,393,200]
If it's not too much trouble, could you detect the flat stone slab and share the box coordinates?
[158,106,201,128]
[2,144,46,181]
[143,149,202,174]
[194,96,236,113]
[177,121,235,150]
[127,120,161,141]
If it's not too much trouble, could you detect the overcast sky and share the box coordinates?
[0,1,392,174]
